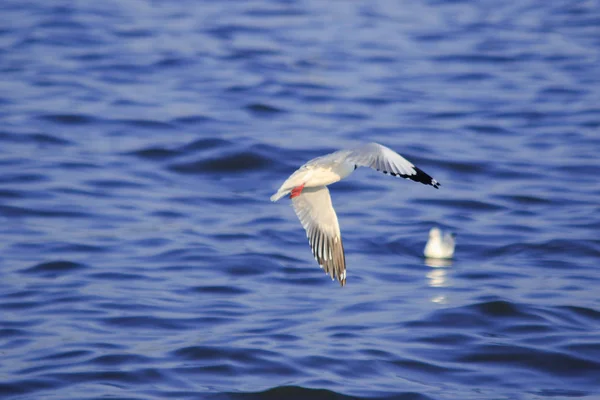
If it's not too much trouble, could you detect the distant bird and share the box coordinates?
[271,142,440,286]
[424,227,455,259]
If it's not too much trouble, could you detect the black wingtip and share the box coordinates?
[379,167,440,189]
[403,166,441,189]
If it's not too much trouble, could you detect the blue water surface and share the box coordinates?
[1,1,599,399]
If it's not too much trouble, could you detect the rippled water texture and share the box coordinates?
[1,1,599,399]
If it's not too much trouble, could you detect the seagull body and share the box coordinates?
[424,227,455,259]
[271,142,440,287]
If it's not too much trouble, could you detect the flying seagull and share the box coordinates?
[271,142,440,286]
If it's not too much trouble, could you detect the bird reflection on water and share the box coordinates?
[425,257,453,304]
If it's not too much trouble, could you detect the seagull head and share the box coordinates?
[429,227,442,239]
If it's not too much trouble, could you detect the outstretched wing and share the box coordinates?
[347,142,440,188]
[291,186,346,286]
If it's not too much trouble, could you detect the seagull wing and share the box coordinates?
[346,142,440,188]
[291,186,346,286]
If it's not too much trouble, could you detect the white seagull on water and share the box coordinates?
[424,227,456,259]
[271,142,440,287]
